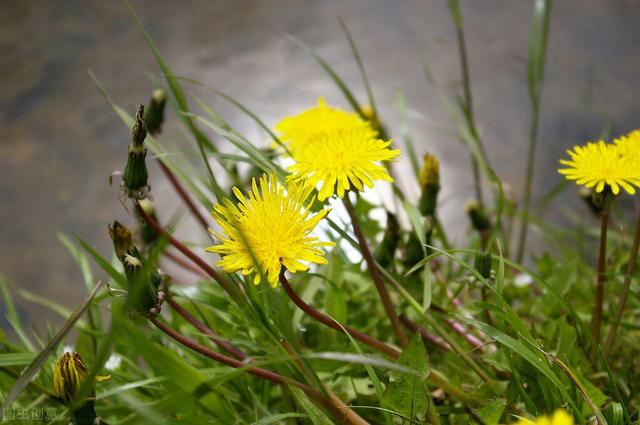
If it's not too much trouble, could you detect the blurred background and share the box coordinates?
[1,0,639,329]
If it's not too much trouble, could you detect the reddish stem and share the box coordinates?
[280,271,400,359]
[149,316,362,424]
[591,211,609,347]
[399,315,451,351]
[163,250,209,279]
[134,200,242,303]
[158,160,210,231]
[343,197,408,348]
[167,297,247,360]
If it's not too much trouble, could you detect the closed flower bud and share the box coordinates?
[53,352,109,425]
[108,221,159,315]
[374,212,400,269]
[418,153,440,217]
[466,200,491,232]
[144,89,166,135]
[122,105,150,198]
[53,352,90,403]
[474,251,492,279]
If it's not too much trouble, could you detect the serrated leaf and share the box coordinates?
[382,333,430,420]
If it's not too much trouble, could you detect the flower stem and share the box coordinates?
[376,265,493,383]
[399,314,451,351]
[343,196,408,348]
[591,211,609,348]
[604,207,640,358]
[163,249,209,279]
[167,296,247,360]
[158,160,210,231]
[134,200,245,305]
[515,103,542,263]
[280,271,399,358]
[280,271,479,408]
[149,316,365,425]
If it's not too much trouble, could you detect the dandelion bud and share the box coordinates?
[108,221,159,315]
[53,352,109,425]
[474,251,492,279]
[374,212,400,269]
[360,104,382,132]
[123,105,149,195]
[108,221,138,260]
[418,153,440,217]
[144,89,166,135]
[466,200,491,233]
[53,352,90,404]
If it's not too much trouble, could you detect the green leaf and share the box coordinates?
[251,413,308,425]
[476,398,507,425]
[290,387,333,425]
[382,332,430,420]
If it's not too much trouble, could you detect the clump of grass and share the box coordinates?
[1,2,639,425]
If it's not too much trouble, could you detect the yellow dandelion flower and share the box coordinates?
[286,127,400,200]
[614,128,640,158]
[558,141,640,195]
[512,409,574,425]
[207,174,334,287]
[275,97,375,151]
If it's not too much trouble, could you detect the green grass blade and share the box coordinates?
[0,281,103,413]
[287,34,364,118]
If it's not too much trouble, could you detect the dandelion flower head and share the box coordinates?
[512,409,574,425]
[275,98,400,200]
[558,140,640,195]
[614,128,640,159]
[207,174,334,287]
[274,97,375,151]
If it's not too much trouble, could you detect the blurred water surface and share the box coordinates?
[1,0,639,328]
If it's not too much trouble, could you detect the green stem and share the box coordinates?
[515,105,541,263]
[604,207,639,357]
[591,211,609,349]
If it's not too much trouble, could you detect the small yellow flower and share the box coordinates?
[207,174,334,287]
[275,97,375,151]
[614,128,640,158]
[558,141,640,195]
[512,409,574,425]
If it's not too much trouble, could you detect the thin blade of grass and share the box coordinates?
[1,281,103,413]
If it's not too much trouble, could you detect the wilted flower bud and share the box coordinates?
[418,153,440,217]
[144,89,166,135]
[122,105,150,199]
[108,221,159,315]
[466,200,491,233]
